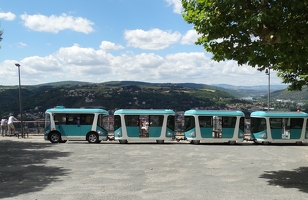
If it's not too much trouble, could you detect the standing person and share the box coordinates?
[7,114,18,137]
[1,116,7,137]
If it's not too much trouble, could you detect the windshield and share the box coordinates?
[44,113,51,130]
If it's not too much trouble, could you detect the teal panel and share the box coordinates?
[200,127,212,138]
[184,128,196,138]
[165,127,174,138]
[79,125,92,136]
[127,126,139,137]
[114,127,122,137]
[149,127,162,137]
[221,128,234,138]
[290,129,301,139]
[238,130,244,138]
[271,129,282,139]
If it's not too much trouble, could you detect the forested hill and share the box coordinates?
[0,81,248,119]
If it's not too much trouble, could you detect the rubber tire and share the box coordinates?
[119,139,127,144]
[228,141,236,145]
[88,132,99,143]
[192,140,200,145]
[49,132,61,143]
[156,140,164,144]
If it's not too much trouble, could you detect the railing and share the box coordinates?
[8,120,185,135]
[7,121,45,135]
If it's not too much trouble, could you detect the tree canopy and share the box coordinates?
[182,0,308,90]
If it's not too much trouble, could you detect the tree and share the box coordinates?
[182,0,308,90]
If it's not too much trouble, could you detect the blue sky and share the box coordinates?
[0,0,284,86]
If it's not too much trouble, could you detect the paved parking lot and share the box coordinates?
[1,136,308,200]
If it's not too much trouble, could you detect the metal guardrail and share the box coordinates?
[6,121,45,135]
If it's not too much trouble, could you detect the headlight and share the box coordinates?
[261,133,266,138]
[117,132,121,137]
[167,131,173,136]
[188,132,195,137]
[97,130,103,135]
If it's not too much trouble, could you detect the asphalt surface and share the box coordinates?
[1,136,308,200]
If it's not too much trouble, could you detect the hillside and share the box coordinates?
[268,86,308,102]
[0,81,249,119]
[212,84,288,98]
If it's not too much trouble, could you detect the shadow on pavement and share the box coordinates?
[260,167,308,193]
[0,140,70,198]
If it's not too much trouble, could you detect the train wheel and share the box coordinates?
[49,132,60,143]
[192,140,200,145]
[296,141,303,145]
[88,132,99,143]
[228,141,236,145]
[119,139,127,144]
[156,140,164,144]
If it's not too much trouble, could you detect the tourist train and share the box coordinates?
[44,106,308,145]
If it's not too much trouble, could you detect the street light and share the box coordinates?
[15,63,24,138]
[265,67,270,111]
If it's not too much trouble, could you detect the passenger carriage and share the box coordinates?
[184,110,245,144]
[44,106,109,143]
[250,111,308,144]
[113,109,175,144]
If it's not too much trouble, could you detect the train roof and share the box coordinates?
[45,106,108,114]
[250,111,308,118]
[184,110,245,116]
[114,109,175,115]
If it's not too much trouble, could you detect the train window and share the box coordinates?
[114,115,121,130]
[251,118,266,133]
[150,115,163,126]
[167,115,175,131]
[80,114,94,125]
[54,113,67,125]
[222,117,236,128]
[125,115,139,126]
[270,118,282,129]
[184,116,195,131]
[239,117,245,132]
[198,116,212,127]
[290,118,303,129]
[97,114,108,131]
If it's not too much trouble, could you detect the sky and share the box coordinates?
[0,0,285,86]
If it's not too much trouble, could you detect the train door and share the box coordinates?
[148,115,163,137]
[221,117,236,138]
[56,114,82,140]
[125,115,139,137]
[199,116,212,138]
[289,118,303,139]
[269,118,283,139]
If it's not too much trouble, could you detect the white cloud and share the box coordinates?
[20,13,94,34]
[181,30,200,44]
[99,41,124,51]
[0,12,16,20]
[124,28,182,50]
[165,0,182,14]
[0,42,283,86]
[21,55,62,73]
[55,44,112,67]
[17,42,27,48]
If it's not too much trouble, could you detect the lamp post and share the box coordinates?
[15,63,24,138]
[265,67,270,111]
